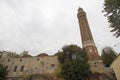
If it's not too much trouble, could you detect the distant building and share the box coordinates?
[110,54,120,80]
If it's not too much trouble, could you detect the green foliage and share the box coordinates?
[0,64,7,80]
[57,51,66,64]
[56,44,91,80]
[1,51,32,58]
[101,47,117,67]
[61,58,91,80]
[103,0,120,37]
[20,51,32,57]
[5,51,20,57]
[57,44,88,64]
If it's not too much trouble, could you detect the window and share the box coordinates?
[20,59,22,62]
[21,66,24,72]
[113,73,115,76]
[35,67,37,69]
[94,62,96,67]
[14,66,17,72]
[51,64,55,68]
[6,66,8,70]
[37,58,39,60]
[8,59,10,62]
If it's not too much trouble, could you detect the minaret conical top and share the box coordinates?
[78,7,83,13]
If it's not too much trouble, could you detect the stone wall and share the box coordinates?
[0,52,59,80]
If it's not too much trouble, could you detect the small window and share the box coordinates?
[37,58,39,60]
[6,66,8,70]
[8,59,10,62]
[21,66,24,72]
[113,73,115,76]
[35,67,37,69]
[14,66,17,72]
[51,64,55,68]
[20,59,22,62]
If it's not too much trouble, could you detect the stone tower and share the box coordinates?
[77,7,103,68]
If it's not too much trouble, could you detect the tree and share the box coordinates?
[20,51,32,57]
[101,47,117,67]
[0,64,7,80]
[61,58,91,80]
[57,44,88,64]
[56,44,91,80]
[2,51,20,57]
[103,0,120,37]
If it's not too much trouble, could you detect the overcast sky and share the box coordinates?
[0,0,119,55]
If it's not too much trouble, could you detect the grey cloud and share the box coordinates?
[0,0,119,56]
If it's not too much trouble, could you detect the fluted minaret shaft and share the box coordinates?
[77,7,101,61]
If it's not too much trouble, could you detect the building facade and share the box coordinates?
[110,54,120,80]
[0,51,59,80]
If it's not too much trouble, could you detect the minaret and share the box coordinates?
[77,7,101,61]
[77,7,116,80]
